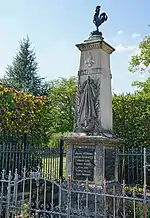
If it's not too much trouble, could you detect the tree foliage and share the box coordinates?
[3,36,45,96]
[132,77,150,94]
[0,82,51,144]
[129,33,150,93]
[47,77,77,134]
[113,93,150,148]
[129,35,150,74]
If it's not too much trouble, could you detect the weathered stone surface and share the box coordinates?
[74,38,115,135]
[64,30,122,186]
[64,134,119,185]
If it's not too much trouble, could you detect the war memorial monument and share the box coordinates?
[64,5,120,185]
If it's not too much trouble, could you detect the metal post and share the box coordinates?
[143,148,147,218]
[67,176,72,218]
[103,178,107,217]
[59,178,62,218]
[22,132,28,169]
[85,178,88,216]
[43,178,47,218]
[6,171,11,218]
[122,145,125,181]
[21,167,26,215]
[0,170,5,216]
[113,185,116,217]
[122,180,126,218]
[94,183,97,218]
[133,189,136,218]
[59,136,64,180]
[51,177,54,218]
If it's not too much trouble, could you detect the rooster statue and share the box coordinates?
[91,5,108,36]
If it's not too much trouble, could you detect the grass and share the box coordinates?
[42,156,66,179]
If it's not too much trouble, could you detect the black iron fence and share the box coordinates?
[1,170,150,218]
[0,132,150,186]
[0,133,66,180]
[118,147,150,186]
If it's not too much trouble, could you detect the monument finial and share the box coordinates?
[91,5,108,36]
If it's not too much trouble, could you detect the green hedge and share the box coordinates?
[0,83,51,145]
[113,93,150,148]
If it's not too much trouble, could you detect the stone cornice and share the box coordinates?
[64,135,121,147]
[76,39,115,54]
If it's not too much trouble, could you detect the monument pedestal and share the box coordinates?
[64,134,119,185]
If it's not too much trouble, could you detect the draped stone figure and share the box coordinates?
[74,76,101,135]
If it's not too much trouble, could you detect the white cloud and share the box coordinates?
[132,33,140,38]
[117,30,124,35]
[133,47,140,55]
[115,44,137,52]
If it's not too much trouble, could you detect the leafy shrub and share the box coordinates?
[113,93,150,148]
[0,83,51,144]
[0,84,51,174]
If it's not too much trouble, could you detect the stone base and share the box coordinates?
[88,32,104,41]
[64,133,120,185]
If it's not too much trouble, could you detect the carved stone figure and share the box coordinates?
[74,76,101,135]
[91,5,108,36]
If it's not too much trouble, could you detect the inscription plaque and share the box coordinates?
[73,148,95,181]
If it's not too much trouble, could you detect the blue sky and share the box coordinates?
[0,0,149,93]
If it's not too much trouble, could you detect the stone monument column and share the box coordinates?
[64,5,121,185]
[74,38,115,135]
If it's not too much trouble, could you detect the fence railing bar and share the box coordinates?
[0,170,5,215]
[113,185,116,218]
[43,178,47,217]
[29,173,32,207]
[137,152,139,185]
[132,149,135,185]
[94,184,97,218]
[141,147,143,184]
[132,189,136,218]
[6,171,11,218]
[144,148,148,218]
[127,148,130,185]
[59,137,64,180]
